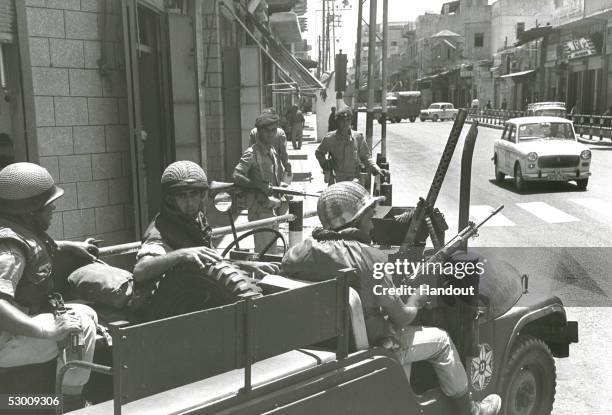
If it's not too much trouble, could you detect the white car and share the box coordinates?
[526,102,566,117]
[419,102,458,122]
[493,116,591,191]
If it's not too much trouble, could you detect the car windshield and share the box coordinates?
[429,104,440,109]
[517,122,575,141]
[536,109,565,117]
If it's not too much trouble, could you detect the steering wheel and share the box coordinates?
[221,227,287,259]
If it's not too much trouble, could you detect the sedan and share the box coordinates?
[420,102,458,122]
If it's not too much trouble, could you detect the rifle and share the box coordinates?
[324,155,336,185]
[48,292,84,359]
[398,109,477,256]
[270,186,321,198]
[407,205,504,281]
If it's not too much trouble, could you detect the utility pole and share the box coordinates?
[352,0,363,130]
[381,0,388,159]
[321,0,326,72]
[365,0,377,191]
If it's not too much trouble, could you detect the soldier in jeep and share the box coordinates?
[282,182,502,415]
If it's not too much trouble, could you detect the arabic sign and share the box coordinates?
[564,37,598,60]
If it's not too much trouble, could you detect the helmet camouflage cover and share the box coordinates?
[161,161,209,193]
[317,181,384,230]
[0,162,64,214]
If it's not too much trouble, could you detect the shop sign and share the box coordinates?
[564,37,598,59]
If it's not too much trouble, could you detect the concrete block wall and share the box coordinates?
[24,0,134,245]
[201,1,225,180]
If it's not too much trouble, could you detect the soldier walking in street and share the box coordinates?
[315,106,385,185]
[234,112,287,254]
[249,107,292,180]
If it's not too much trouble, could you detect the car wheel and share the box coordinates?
[499,335,555,415]
[432,114,439,122]
[514,163,526,192]
[495,160,505,183]
[409,116,416,123]
[576,178,588,190]
[420,116,426,122]
[395,117,402,123]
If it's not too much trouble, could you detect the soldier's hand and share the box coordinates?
[236,261,280,278]
[60,240,99,261]
[176,246,222,269]
[406,287,428,309]
[258,182,273,195]
[40,313,82,342]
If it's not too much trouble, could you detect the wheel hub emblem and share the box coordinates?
[470,343,494,391]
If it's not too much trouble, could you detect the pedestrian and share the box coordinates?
[282,182,502,415]
[132,161,278,320]
[291,105,305,150]
[501,98,507,111]
[485,100,492,110]
[315,106,386,185]
[249,107,292,181]
[234,111,287,254]
[328,106,338,132]
[0,162,98,411]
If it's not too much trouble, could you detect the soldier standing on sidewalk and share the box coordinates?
[249,108,291,179]
[234,112,287,254]
[315,106,385,185]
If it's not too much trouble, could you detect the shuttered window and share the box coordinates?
[0,0,16,41]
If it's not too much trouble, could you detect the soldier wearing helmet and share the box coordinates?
[0,162,98,410]
[133,161,278,319]
[282,182,502,415]
[315,106,387,184]
[233,111,287,254]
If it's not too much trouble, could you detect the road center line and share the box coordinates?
[470,205,516,226]
[516,202,580,223]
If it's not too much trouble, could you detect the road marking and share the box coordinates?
[470,205,516,226]
[569,198,612,217]
[516,202,579,223]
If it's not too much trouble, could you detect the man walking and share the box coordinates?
[315,106,385,184]
[328,106,338,132]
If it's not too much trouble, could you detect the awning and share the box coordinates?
[500,69,536,78]
[221,2,324,95]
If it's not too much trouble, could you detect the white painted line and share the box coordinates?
[516,202,579,223]
[470,205,516,227]
[569,198,612,217]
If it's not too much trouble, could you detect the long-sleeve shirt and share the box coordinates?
[315,130,377,182]
[249,127,290,172]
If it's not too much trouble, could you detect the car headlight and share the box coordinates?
[580,150,591,160]
[527,152,538,162]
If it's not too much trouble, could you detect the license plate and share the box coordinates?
[548,170,567,181]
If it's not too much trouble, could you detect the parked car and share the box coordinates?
[493,116,592,191]
[420,102,458,122]
[527,102,567,117]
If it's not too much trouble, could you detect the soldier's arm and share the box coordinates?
[356,133,380,173]
[233,150,270,194]
[278,130,291,173]
[315,136,330,170]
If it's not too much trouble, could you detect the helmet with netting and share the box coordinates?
[0,162,64,214]
[161,161,209,193]
[317,182,384,230]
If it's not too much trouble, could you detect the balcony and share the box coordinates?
[270,12,302,43]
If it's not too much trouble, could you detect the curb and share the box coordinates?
[577,137,612,147]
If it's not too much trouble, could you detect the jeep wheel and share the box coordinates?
[576,178,588,190]
[409,116,416,123]
[432,114,439,122]
[499,335,555,415]
[495,161,505,183]
[514,164,526,192]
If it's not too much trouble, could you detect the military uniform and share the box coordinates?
[249,127,291,173]
[234,141,285,254]
[315,129,378,183]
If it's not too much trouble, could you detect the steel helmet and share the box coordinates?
[161,161,209,193]
[0,162,64,214]
[317,182,384,230]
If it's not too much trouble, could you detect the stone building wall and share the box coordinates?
[24,0,134,244]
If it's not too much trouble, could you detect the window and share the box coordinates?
[516,22,525,39]
[474,33,484,47]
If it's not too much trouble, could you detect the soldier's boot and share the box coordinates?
[453,392,502,415]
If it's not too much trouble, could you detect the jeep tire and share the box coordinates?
[499,335,555,415]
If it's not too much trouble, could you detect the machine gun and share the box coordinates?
[397,109,478,258]
[48,292,85,360]
[323,155,336,185]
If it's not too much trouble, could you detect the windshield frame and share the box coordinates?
[517,121,576,142]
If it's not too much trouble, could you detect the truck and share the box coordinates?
[369,91,423,123]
